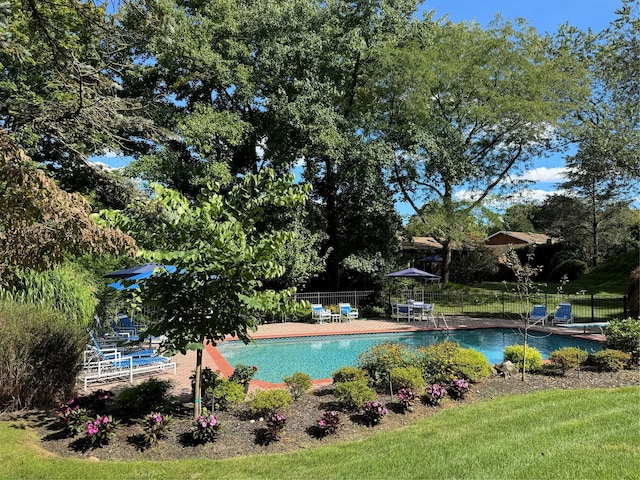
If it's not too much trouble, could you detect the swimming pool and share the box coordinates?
[215,328,602,384]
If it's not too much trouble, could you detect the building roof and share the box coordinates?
[401,236,443,251]
[485,231,553,246]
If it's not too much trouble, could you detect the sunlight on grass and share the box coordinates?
[2,387,639,480]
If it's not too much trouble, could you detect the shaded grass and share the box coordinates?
[2,387,639,479]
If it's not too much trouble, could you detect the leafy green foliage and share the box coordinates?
[389,366,425,391]
[141,412,173,448]
[283,372,312,400]
[549,347,589,375]
[503,345,543,373]
[549,259,589,282]
[603,318,640,359]
[331,366,368,384]
[97,168,310,418]
[590,349,631,372]
[247,389,293,417]
[211,379,245,411]
[357,341,421,388]
[110,379,173,420]
[451,348,492,383]
[0,300,86,412]
[333,380,376,412]
[421,340,461,385]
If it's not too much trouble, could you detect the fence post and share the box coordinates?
[590,294,595,322]
[623,294,628,318]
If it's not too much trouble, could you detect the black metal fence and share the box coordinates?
[394,290,627,323]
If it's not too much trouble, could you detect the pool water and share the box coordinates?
[215,328,602,384]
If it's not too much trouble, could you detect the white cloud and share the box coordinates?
[515,166,568,183]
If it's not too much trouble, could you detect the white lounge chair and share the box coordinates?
[311,304,332,324]
[338,303,359,322]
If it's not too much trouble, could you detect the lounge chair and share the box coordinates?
[528,305,550,325]
[81,347,176,390]
[311,304,332,324]
[88,329,155,357]
[553,303,574,325]
[338,303,359,322]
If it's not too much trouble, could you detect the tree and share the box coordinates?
[98,169,310,418]
[0,132,136,285]
[116,0,409,289]
[502,203,537,233]
[373,17,589,284]
[0,0,159,201]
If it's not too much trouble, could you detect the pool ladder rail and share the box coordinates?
[435,313,450,331]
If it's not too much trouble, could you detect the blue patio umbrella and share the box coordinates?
[105,263,176,290]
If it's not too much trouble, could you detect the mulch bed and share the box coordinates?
[5,369,638,462]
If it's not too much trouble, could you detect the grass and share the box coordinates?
[2,387,639,479]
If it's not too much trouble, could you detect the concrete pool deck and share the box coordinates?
[85,317,606,398]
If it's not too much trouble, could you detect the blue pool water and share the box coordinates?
[215,329,602,383]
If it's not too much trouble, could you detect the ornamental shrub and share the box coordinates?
[110,378,173,419]
[334,380,376,411]
[264,412,286,442]
[317,411,342,435]
[503,344,543,373]
[190,408,220,444]
[141,412,173,448]
[590,349,631,372]
[424,384,447,406]
[57,398,89,436]
[604,318,640,363]
[85,415,119,447]
[420,340,461,384]
[549,259,588,282]
[549,347,589,375]
[0,300,86,411]
[229,363,258,386]
[358,341,421,388]
[397,387,417,412]
[451,348,492,383]
[389,366,425,391]
[448,378,470,400]
[332,366,368,384]
[247,389,292,417]
[283,372,312,400]
[212,378,245,411]
[361,401,387,426]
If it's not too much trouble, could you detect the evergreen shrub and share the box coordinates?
[590,349,631,372]
[503,344,543,372]
[247,389,292,417]
[549,347,589,375]
[334,380,376,411]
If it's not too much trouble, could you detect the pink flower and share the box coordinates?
[209,417,217,426]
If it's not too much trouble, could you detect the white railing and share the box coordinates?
[294,290,374,307]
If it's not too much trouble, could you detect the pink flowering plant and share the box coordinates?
[85,415,119,446]
[141,412,174,447]
[361,401,387,426]
[449,378,470,399]
[265,412,287,442]
[397,387,417,412]
[424,383,447,406]
[190,408,221,443]
[317,410,342,435]
[57,398,89,436]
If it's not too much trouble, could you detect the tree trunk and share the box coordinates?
[193,347,203,419]
[441,240,452,285]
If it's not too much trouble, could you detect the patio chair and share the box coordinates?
[552,303,574,325]
[411,302,435,322]
[338,303,359,322]
[391,302,411,322]
[528,305,550,325]
[311,304,332,324]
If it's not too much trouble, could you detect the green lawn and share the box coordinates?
[3,387,639,479]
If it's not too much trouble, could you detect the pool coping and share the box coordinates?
[207,318,605,391]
